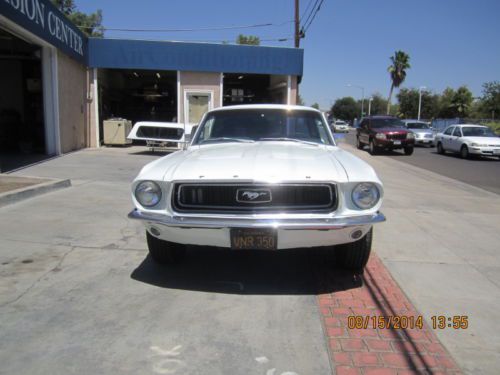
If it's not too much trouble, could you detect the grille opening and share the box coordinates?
[173,183,337,213]
[137,126,183,140]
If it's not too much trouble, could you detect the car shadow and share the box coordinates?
[430,151,499,161]
[130,246,363,295]
[128,150,174,156]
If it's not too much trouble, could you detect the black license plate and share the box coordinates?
[230,228,277,250]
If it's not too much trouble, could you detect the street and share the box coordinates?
[339,130,500,195]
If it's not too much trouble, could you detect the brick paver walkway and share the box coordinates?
[318,254,461,374]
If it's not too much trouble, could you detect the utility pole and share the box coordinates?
[294,0,300,48]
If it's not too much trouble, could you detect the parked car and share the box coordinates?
[333,120,349,133]
[435,124,500,159]
[356,116,415,155]
[402,120,435,147]
[129,105,385,271]
[127,121,194,151]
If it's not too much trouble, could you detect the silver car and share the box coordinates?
[403,120,435,147]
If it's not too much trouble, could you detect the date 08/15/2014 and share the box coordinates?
[348,315,469,330]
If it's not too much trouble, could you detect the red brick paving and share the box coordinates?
[317,254,462,374]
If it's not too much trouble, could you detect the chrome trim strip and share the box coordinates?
[128,209,386,230]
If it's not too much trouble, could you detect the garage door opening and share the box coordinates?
[223,73,289,106]
[97,69,177,143]
[0,28,46,172]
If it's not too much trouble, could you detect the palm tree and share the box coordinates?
[386,50,411,114]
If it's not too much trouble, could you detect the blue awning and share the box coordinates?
[88,38,303,76]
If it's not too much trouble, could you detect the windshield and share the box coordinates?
[370,118,405,128]
[461,126,497,137]
[194,109,333,145]
[406,122,429,129]
[335,121,346,125]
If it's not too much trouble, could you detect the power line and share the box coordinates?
[300,0,314,22]
[302,0,324,34]
[77,20,293,33]
[301,0,320,30]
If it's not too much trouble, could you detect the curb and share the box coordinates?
[0,177,71,208]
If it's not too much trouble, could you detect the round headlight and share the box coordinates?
[135,181,162,207]
[352,183,380,209]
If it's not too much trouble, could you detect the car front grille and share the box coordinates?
[386,133,407,140]
[172,183,337,213]
[136,126,183,140]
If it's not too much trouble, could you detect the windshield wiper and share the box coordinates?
[260,137,320,146]
[200,137,255,144]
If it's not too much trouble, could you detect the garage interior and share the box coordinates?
[223,73,288,106]
[97,69,177,143]
[0,28,46,172]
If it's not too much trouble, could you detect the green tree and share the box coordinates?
[397,88,439,119]
[481,81,500,119]
[52,0,104,37]
[331,97,359,122]
[386,50,411,114]
[450,86,473,117]
[311,102,320,110]
[296,94,305,106]
[437,87,456,118]
[236,34,260,45]
[52,0,75,15]
[364,93,388,116]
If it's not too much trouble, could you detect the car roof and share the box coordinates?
[445,124,487,128]
[362,115,398,119]
[403,119,428,123]
[208,104,321,113]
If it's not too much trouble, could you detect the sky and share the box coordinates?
[76,0,500,109]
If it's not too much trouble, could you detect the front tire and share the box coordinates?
[460,145,470,159]
[336,228,373,271]
[369,140,378,155]
[404,146,414,155]
[437,142,445,154]
[356,137,364,150]
[147,231,186,264]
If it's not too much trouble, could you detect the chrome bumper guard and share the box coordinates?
[128,209,386,230]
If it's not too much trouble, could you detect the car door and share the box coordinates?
[359,119,369,144]
[450,126,463,152]
[441,126,454,150]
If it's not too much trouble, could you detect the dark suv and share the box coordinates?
[356,116,415,155]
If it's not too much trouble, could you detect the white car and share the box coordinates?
[333,120,349,133]
[129,105,385,271]
[435,124,500,159]
[127,121,194,151]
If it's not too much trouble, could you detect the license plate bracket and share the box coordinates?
[393,140,402,145]
[230,228,277,250]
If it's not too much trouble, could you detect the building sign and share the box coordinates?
[1,0,88,64]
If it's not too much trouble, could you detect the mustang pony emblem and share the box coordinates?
[242,191,266,200]
[236,189,272,203]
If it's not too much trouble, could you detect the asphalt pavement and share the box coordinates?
[338,130,500,195]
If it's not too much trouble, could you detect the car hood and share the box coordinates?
[463,136,500,145]
[136,142,380,183]
[372,127,408,133]
[409,128,433,134]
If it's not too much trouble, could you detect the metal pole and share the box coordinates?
[418,86,426,121]
[294,0,300,48]
[361,87,365,118]
[368,98,373,116]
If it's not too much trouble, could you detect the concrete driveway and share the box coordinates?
[2,144,500,374]
[0,147,331,375]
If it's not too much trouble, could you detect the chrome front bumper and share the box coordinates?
[128,209,386,230]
